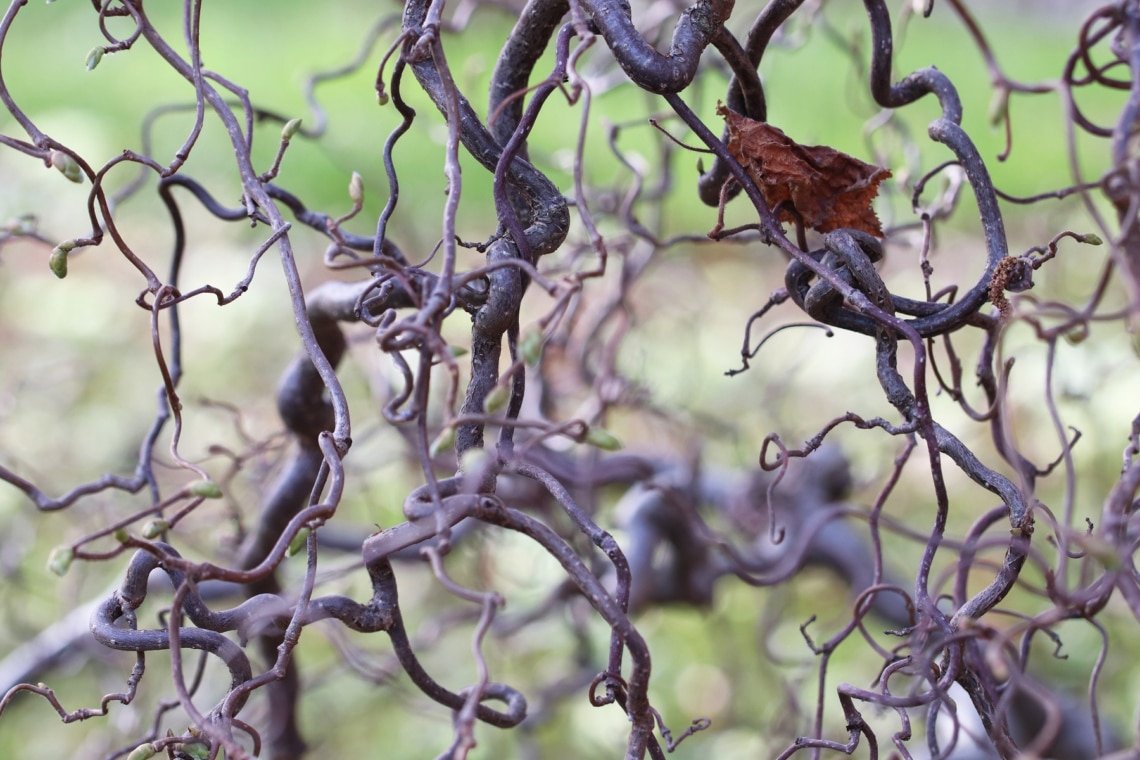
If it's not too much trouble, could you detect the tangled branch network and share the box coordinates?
[1,0,1139,758]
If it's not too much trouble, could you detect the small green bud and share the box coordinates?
[482,384,511,414]
[584,427,622,451]
[85,46,104,71]
[376,90,390,106]
[448,346,469,358]
[49,150,83,183]
[1063,323,1089,345]
[47,546,74,576]
[141,520,170,539]
[287,527,311,557]
[459,447,490,476]
[281,117,303,141]
[8,214,36,235]
[182,741,209,760]
[188,480,222,499]
[49,245,69,278]
[126,744,158,760]
[112,528,130,544]
[519,327,543,366]
[429,426,455,457]
[348,171,364,205]
[987,88,1009,128]
[1080,233,1103,246]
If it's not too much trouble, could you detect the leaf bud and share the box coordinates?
[8,214,36,235]
[141,520,170,539]
[49,150,83,183]
[287,527,311,557]
[1062,323,1089,345]
[429,426,455,457]
[126,744,158,760]
[280,117,302,141]
[987,87,1009,128]
[48,245,69,279]
[482,384,510,414]
[47,546,74,576]
[459,447,490,477]
[85,46,104,71]
[188,479,222,499]
[183,740,210,760]
[584,427,622,451]
[348,171,364,205]
[519,327,543,366]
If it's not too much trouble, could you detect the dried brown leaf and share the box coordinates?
[719,104,892,236]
